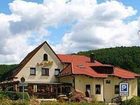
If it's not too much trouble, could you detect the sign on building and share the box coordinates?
[119,83,129,96]
[19,77,28,86]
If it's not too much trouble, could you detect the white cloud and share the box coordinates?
[9,0,48,34]
[0,0,49,64]
[54,0,139,53]
[0,0,139,63]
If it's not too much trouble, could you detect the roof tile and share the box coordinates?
[58,54,139,79]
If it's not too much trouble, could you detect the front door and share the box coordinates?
[104,79,113,102]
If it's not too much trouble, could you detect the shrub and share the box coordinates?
[0,91,30,100]
[15,92,30,100]
[0,91,7,99]
[122,96,140,105]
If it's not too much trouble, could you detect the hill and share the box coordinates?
[0,64,17,81]
[78,46,140,74]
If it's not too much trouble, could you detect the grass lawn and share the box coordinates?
[0,98,106,105]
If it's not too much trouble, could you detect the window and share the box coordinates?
[86,84,90,91]
[115,85,119,94]
[106,80,111,84]
[37,84,47,93]
[43,54,48,61]
[95,84,101,94]
[19,86,28,92]
[30,68,36,75]
[85,84,91,97]
[42,68,49,76]
[62,86,71,95]
[55,69,60,76]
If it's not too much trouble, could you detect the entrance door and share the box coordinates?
[104,79,113,102]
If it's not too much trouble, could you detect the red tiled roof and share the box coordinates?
[58,54,139,79]
[58,54,107,78]
[113,67,139,79]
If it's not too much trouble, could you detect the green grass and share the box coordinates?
[0,98,106,105]
[0,99,29,105]
[40,101,105,105]
[1,96,140,105]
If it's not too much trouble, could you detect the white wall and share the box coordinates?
[14,44,63,83]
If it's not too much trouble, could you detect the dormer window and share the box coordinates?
[43,54,48,61]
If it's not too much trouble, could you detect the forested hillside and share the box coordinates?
[78,46,140,74]
[0,64,17,81]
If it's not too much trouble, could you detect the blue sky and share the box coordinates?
[0,0,140,63]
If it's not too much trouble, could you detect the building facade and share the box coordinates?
[0,41,139,102]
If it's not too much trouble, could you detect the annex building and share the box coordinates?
[0,41,139,102]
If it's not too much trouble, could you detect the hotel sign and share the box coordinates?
[119,83,129,96]
[36,61,53,67]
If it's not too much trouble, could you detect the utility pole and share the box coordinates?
[20,77,25,102]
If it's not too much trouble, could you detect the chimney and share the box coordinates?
[90,53,95,63]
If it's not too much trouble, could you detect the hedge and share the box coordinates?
[122,96,140,105]
[0,91,30,100]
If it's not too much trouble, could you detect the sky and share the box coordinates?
[0,0,140,64]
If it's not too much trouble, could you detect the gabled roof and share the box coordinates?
[58,54,107,78]
[113,67,140,79]
[58,54,139,79]
[7,41,61,79]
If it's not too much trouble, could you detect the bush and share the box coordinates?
[15,92,30,100]
[0,91,7,99]
[122,96,140,105]
[0,91,30,100]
